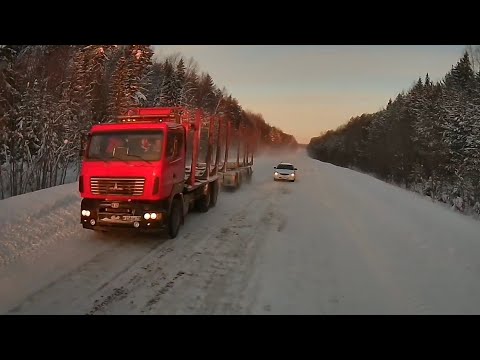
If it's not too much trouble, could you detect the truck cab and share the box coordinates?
[79,108,187,236]
[79,107,222,238]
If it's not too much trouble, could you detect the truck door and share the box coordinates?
[166,130,185,196]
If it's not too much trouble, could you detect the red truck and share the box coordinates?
[79,107,225,238]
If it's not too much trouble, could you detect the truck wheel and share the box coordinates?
[210,180,219,207]
[196,187,211,213]
[168,199,182,239]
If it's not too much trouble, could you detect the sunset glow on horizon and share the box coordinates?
[154,45,466,144]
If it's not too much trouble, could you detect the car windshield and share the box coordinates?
[86,131,164,162]
[277,164,294,170]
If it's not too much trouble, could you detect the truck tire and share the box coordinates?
[196,186,211,213]
[168,198,182,239]
[210,180,219,207]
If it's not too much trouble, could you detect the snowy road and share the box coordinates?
[2,151,480,314]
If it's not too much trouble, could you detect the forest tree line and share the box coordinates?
[0,45,297,199]
[307,48,480,214]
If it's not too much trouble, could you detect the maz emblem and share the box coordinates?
[109,182,124,191]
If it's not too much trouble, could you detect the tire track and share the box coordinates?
[84,179,280,315]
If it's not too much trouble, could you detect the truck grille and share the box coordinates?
[90,177,145,196]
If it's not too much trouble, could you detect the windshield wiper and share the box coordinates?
[111,156,130,165]
[88,153,153,164]
[123,153,153,164]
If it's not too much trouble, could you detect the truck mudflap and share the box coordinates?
[80,198,168,231]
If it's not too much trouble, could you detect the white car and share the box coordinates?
[273,162,297,182]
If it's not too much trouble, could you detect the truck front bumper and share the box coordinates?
[80,198,168,231]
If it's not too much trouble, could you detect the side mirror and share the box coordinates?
[273,166,276,169]
[295,168,298,170]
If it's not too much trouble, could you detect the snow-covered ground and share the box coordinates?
[1,151,480,314]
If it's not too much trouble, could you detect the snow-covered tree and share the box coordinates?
[196,73,216,113]
[108,45,153,119]
[0,44,293,199]
[307,51,480,213]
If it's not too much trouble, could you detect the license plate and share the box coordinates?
[122,215,141,221]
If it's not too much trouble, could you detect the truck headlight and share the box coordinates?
[82,210,91,216]
[144,213,151,220]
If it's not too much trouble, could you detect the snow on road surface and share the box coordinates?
[2,151,480,314]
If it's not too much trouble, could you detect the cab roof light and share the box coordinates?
[116,115,165,124]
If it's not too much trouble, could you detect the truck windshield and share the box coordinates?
[87,131,164,162]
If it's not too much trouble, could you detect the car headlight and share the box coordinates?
[290,173,295,177]
[274,172,279,176]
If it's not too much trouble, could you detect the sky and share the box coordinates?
[153,45,467,144]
